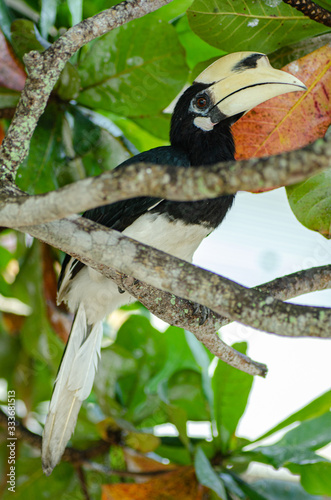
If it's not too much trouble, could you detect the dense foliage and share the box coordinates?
[0,0,330,498]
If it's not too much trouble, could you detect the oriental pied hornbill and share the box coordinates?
[42,52,306,474]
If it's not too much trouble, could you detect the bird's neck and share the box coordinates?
[170,119,236,166]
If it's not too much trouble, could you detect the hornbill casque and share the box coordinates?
[42,52,306,474]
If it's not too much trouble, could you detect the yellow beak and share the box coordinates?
[196,52,306,119]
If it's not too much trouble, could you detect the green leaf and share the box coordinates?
[16,103,66,194]
[252,478,323,500]
[165,403,190,448]
[187,0,331,54]
[146,325,200,395]
[77,15,188,116]
[176,15,224,69]
[157,0,193,21]
[125,431,161,453]
[289,462,331,496]
[269,34,331,69]
[40,0,58,39]
[0,1,13,41]
[132,112,171,141]
[10,19,44,61]
[212,342,253,452]
[108,112,169,151]
[256,412,331,468]
[185,330,214,415]
[222,472,269,500]
[195,447,227,499]
[54,62,81,101]
[81,128,131,175]
[115,315,168,421]
[155,443,191,465]
[93,344,137,416]
[0,87,20,108]
[254,389,331,443]
[286,169,331,239]
[167,369,210,420]
[67,0,83,26]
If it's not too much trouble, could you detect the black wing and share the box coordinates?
[58,146,190,290]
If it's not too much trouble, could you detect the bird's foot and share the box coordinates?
[193,303,210,326]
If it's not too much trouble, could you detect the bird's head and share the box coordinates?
[170,52,306,162]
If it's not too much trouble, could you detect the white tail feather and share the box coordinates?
[42,305,103,475]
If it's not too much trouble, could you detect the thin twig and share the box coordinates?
[76,466,91,500]
[283,0,331,27]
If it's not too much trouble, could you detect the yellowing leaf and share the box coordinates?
[125,431,161,453]
[102,466,207,500]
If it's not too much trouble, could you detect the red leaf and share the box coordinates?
[233,44,331,162]
[0,30,26,91]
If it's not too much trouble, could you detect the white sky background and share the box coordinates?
[193,187,331,441]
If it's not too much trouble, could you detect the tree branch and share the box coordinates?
[15,216,331,340]
[106,265,331,376]
[0,133,330,226]
[283,0,331,27]
[0,0,174,184]
[116,264,331,331]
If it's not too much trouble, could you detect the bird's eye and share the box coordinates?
[196,96,208,109]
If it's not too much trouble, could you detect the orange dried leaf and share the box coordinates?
[124,448,174,474]
[233,44,331,161]
[0,30,26,91]
[102,466,207,500]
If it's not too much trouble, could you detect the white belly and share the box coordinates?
[64,213,211,323]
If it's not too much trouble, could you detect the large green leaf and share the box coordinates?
[252,478,323,500]
[77,15,188,117]
[286,169,331,239]
[222,472,269,500]
[289,462,331,496]
[67,0,83,26]
[0,87,20,108]
[254,389,331,443]
[107,112,169,151]
[16,103,66,194]
[167,369,210,420]
[0,1,12,40]
[212,342,253,452]
[175,15,224,69]
[187,0,331,54]
[40,0,57,38]
[93,343,137,418]
[195,447,227,499]
[10,19,44,61]
[256,412,331,468]
[114,315,167,421]
[146,325,201,395]
[185,330,214,414]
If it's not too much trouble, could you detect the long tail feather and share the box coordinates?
[42,305,102,475]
